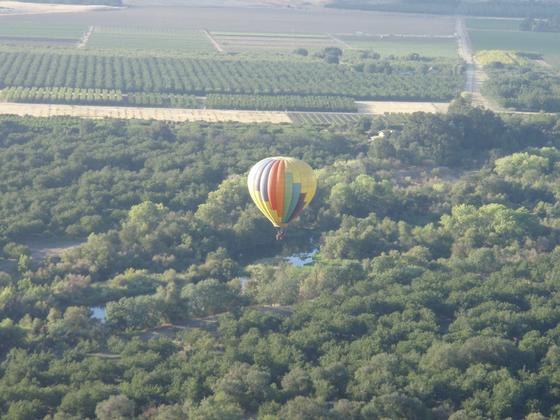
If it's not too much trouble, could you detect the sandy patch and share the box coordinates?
[356,101,449,114]
[0,1,119,15]
[0,101,292,123]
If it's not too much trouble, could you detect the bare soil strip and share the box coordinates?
[0,100,455,123]
[0,101,292,123]
[327,33,354,50]
[203,29,225,53]
[455,16,503,112]
[356,101,449,114]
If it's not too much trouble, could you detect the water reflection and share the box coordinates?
[91,306,106,323]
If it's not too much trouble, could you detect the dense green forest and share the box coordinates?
[484,64,560,112]
[2,101,560,418]
[327,0,560,18]
[0,50,462,102]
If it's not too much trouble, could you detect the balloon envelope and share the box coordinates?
[247,157,317,228]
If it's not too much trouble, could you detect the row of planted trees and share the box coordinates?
[0,87,200,108]
[1,87,359,111]
[205,94,358,112]
[0,51,463,100]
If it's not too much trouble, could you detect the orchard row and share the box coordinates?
[0,51,462,100]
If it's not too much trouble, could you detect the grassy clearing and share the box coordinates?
[474,50,528,66]
[469,29,560,68]
[465,18,520,31]
[0,22,86,41]
[339,36,458,58]
[87,27,214,52]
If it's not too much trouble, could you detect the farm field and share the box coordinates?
[0,50,463,101]
[0,6,455,35]
[0,22,86,40]
[210,31,338,52]
[339,35,458,57]
[86,27,215,52]
[0,21,86,46]
[465,18,520,31]
[468,28,560,68]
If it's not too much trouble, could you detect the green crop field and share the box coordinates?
[211,31,336,52]
[339,36,458,58]
[0,22,86,41]
[469,29,560,68]
[86,27,215,52]
[465,18,521,31]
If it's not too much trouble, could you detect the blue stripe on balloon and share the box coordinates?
[286,182,301,220]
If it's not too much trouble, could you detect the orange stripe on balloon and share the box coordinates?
[276,160,285,219]
[268,160,280,210]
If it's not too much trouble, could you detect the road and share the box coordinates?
[203,29,224,53]
[77,25,94,48]
[455,16,502,111]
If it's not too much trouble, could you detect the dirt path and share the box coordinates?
[203,29,225,53]
[455,16,502,112]
[77,26,94,48]
[327,33,354,50]
[24,238,84,260]
[455,16,474,92]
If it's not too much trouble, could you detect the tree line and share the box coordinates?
[205,94,358,112]
[484,64,560,112]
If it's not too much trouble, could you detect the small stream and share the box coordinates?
[285,248,319,267]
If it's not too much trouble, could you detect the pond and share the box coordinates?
[90,306,106,323]
[285,248,319,267]
[88,249,319,315]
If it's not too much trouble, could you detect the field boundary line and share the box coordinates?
[203,29,224,53]
[327,34,354,50]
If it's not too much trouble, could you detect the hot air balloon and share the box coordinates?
[247,156,317,240]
